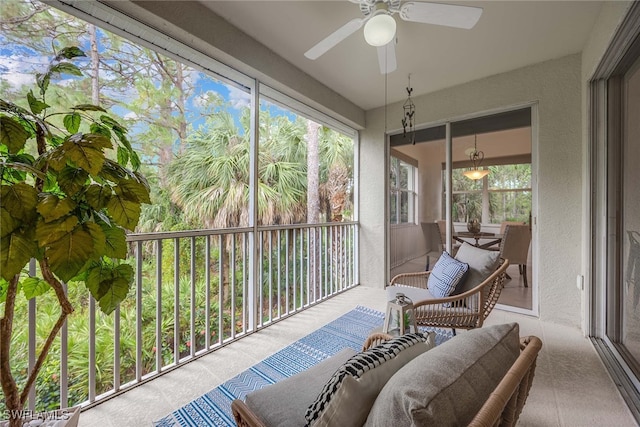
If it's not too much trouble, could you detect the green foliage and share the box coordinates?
[0,47,149,313]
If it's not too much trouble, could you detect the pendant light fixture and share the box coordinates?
[463,135,490,180]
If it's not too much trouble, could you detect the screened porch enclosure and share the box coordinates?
[0,0,360,415]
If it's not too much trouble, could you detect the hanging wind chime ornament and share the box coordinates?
[463,134,490,180]
[402,74,415,144]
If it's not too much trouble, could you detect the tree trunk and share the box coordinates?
[0,122,76,427]
[89,24,100,105]
[175,64,187,154]
[327,164,349,222]
[306,121,321,299]
[306,121,320,224]
[0,276,22,427]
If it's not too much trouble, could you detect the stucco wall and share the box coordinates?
[361,54,584,327]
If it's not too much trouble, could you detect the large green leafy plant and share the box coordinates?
[0,47,149,426]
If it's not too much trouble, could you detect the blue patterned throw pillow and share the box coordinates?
[427,251,469,298]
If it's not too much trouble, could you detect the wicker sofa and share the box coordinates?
[232,323,542,427]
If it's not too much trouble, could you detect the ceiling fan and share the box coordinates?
[304,0,483,74]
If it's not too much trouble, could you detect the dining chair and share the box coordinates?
[499,225,532,287]
[421,222,444,270]
[499,221,527,235]
[436,220,461,254]
[483,221,527,251]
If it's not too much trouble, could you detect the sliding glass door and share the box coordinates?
[388,108,536,313]
[619,51,640,379]
[590,3,640,419]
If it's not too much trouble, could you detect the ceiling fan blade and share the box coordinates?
[377,38,397,75]
[304,18,365,60]
[399,2,483,29]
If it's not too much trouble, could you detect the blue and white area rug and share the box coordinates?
[154,305,452,427]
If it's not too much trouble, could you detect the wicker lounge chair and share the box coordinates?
[468,335,543,427]
[386,258,509,332]
[359,331,542,427]
[232,326,542,427]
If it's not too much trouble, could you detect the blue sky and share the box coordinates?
[0,12,296,142]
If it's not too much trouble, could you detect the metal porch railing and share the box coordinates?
[16,222,357,412]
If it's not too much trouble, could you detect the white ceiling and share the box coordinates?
[199,0,603,111]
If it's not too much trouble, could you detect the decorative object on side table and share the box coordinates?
[383,293,417,335]
[467,218,481,234]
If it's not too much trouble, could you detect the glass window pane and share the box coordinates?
[390,191,398,224]
[390,156,417,225]
[399,162,409,190]
[489,190,531,223]
[258,99,355,225]
[488,164,532,189]
[408,193,416,223]
[452,193,482,222]
[451,163,531,224]
[621,55,640,371]
[400,191,409,223]
[390,157,398,188]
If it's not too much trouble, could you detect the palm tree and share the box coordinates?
[319,128,354,222]
[166,106,309,314]
[166,104,356,312]
[168,107,312,228]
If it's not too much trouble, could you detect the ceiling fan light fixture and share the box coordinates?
[364,14,396,46]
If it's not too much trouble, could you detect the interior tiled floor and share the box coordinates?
[79,286,635,427]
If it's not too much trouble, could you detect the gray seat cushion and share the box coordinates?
[385,285,434,302]
[245,347,356,427]
[364,322,520,427]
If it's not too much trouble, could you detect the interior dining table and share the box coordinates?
[454,231,502,250]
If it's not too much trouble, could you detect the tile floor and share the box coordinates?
[79,286,636,427]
